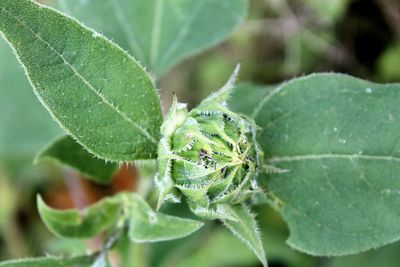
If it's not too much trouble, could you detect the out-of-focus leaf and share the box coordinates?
[0,255,96,267]
[35,135,118,184]
[128,194,203,242]
[229,74,400,256]
[0,0,163,162]
[37,195,122,238]
[302,0,349,23]
[228,82,274,115]
[327,242,400,267]
[0,171,16,229]
[377,42,400,82]
[256,205,316,267]
[56,0,248,76]
[161,228,258,267]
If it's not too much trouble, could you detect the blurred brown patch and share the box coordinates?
[44,165,138,210]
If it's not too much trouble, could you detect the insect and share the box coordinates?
[198,149,215,168]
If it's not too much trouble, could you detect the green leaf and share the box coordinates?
[228,82,275,116]
[0,38,61,162]
[162,228,259,267]
[229,74,400,256]
[35,135,118,184]
[56,0,248,76]
[37,195,122,239]
[327,242,400,267]
[377,42,400,82]
[0,0,163,162]
[128,194,203,242]
[0,255,96,267]
[222,204,267,267]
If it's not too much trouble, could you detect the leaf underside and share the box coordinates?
[229,74,400,256]
[129,194,204,242]
[35,135,118,184]
[0,0,163,162]
[37,195,122,239]
[56,0,248,76]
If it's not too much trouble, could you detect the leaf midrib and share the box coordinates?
[0,4,157,144]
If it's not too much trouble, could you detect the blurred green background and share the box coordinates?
[1,0,400,266]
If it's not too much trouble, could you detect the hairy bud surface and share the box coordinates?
[156,69,263,219]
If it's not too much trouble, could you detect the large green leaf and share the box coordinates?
[56,0,248,76]
[222,204,267,267]
[158,228,258,267]
[229,74,400,255]
[0,0,162,162]
[0,38,61,162]
[35,135,118,184]
[0,255,96,267]
[327,242,400,267]
[37,195,122,238]
[128,194,203,242]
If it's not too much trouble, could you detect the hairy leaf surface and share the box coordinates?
[56,0,247,76]
[35,135,118,184]
[37,195,122,238]
[0,0,162,162]
[229,74,400,255]
[129,194,203,242]
[0,255,96,267]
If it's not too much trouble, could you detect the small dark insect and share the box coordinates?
[199,149,213,161]
[222,113,233,122]
[220,166,227,178]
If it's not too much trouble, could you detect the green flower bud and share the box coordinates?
[156,67,263,220]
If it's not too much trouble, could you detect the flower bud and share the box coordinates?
[156,68,263,219]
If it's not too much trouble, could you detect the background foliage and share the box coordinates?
[1,0,400,266]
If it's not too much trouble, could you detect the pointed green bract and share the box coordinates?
[56,0,247,76]
[0,255,96,267]
[37,195,122,239]
[35,135,118,184]
[128,194,203,242]
[229,74,400,256]
[222,204,267,267]
[0,0,162,162]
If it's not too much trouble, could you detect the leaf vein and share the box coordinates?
[0,4,157,144]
